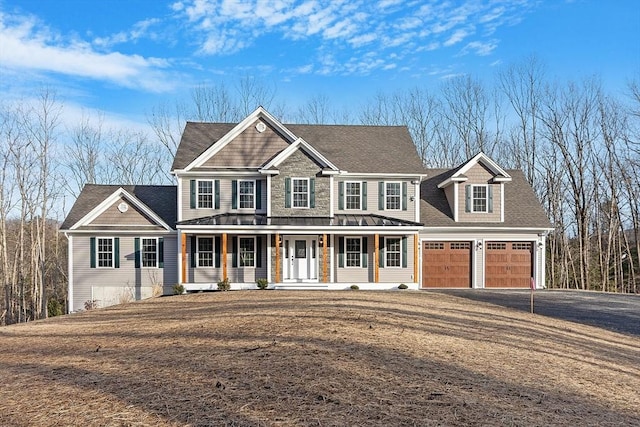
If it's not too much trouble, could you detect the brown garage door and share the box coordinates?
[485,242,533,288]
[422,241,471,288]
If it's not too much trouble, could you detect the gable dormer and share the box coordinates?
[437,153,512,223]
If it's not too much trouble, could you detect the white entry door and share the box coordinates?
[284,236,317,281]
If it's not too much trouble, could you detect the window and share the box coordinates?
[97,238,113,268]
[345,182,361,210]
[141,238,158,267]
[472,185,488,213]
[346,237,361,267]
[385,182,401,210]
[197,180,213,208]
[198,237,214,267]
[239,237,255,267]
[239,180,255,209]
[385,237,401,267]
[292,178,309,208]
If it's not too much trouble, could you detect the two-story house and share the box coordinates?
[60,107,551,311]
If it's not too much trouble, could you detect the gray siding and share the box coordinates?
[333,179,417,222]
[180,177,267,221]
[334,234,415,283]
[91,197,159,226]
[201,120,289,168]
[270,150,330,216]
[72,234,177,310]
[457,163,502,223]
[187,234,267,284]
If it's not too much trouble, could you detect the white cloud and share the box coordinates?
[0,12,175,92]
[444,28,470,46]
[169,0,543,75]
[460,40,498,56]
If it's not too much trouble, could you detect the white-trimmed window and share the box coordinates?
[345,237,361,267]
[385,182,401,210]
[292,178,309,208]
[198,237,214,267]
[97,238,113,268]
[385,237,401,268]
[141,238,158,267]
[239,237,255,267]
[197,180,213,209]
[239,180,255,209]
[345,182,361,210]
[472,185,488,213]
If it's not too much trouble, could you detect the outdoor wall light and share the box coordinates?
[319,236,324,246]
[476,241,483,250]
[538,241,544,249]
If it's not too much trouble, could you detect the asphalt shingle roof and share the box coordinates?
[420,169,552,229]
[60,184,177,230]
[172,122,426,175]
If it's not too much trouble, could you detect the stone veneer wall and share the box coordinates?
[270,150,330,217]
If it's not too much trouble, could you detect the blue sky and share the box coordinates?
[1,0,638,130]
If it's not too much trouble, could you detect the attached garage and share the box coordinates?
[422,241,472,288]
[485,242,533,288]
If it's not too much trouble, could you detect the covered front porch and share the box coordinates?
[175,214,423,290]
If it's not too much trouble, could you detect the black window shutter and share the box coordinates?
[465,185,471,213]
[215,236,221,268]
[362,182,367,210]
[309,178,315,208]
[362,237,368,268]
[256,180,262,210]
[158,238,164,268]
[402,182,408,211]
[214,180,220,209]
[402,237,408,268]
[232,180,238,209]
[90,237,96,268]
[114,238,120,268]
[378,182,384,210]
[191,236,197,268]
[190,180,196,209]
[338,237,344,268]
[232,238,238,268]
[338,181,344,210]
[256,236,262,268]
[488,185,493,213]
[134,237,140,268]
[285,178,291,208]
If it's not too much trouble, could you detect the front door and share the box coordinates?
[284,236,317,281]
[293,240,308,279]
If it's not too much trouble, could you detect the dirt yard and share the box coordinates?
[0,291,638,426]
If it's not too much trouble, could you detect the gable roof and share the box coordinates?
[421,169,552,229]
[172,118,426,175]
[260,137,340,173]
[438,152,512,188]
[61,184,177,231]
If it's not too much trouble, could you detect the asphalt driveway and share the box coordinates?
[430,289,640,337]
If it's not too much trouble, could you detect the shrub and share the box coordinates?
[47,299,64,317]
[84,299,99,310]
[172,284,185,295]
[350,284,360,290]
[256,278,269,290]
[152,283,164,297]
[398,283,408,290]
[217,278,231,291]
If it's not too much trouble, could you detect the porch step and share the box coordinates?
[274,284,329,290]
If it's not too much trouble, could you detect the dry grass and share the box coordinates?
[0,291,638,426]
